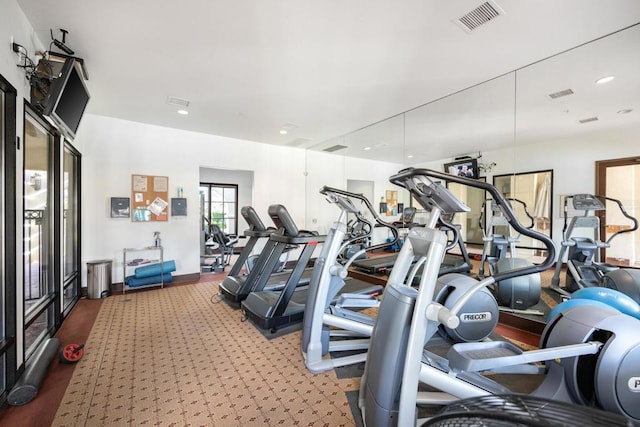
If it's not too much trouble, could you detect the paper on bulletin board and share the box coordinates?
[153,176,168,192]
[132,175,148,192]
[148,197,168,216]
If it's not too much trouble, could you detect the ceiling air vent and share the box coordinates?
[579,116,599,124]
[167,96,190,107]
[455,1,505,33]
[323,144,348,153]
[547,89,574,100]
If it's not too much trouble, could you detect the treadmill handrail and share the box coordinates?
[389,168,556,283]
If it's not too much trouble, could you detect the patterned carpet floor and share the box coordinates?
[53,282,358,426]
[52,265,559,426]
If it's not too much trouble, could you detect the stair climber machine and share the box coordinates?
[478,197,542,313]
[302,186,499,374]
[551,194,640,302]
[218,205,314,308]
[241,204,383,332]
[358,168,640,426]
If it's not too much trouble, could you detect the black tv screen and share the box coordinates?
[43,58,90,139]
[444,158,479,179]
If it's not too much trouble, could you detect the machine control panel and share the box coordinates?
[572,194,605,211]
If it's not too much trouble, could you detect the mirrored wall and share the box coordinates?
[305,23,639,253]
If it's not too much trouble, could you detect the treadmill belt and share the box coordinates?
[351,254,399,274]
[241,277,383,331]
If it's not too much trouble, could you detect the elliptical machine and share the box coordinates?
[478,197,541,312]
[550,194,640,302]
[359,168,640,426]
[302,186,499,374]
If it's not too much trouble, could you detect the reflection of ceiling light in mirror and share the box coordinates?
[280,123,298,135]
[595,75,615,84]
[363,146,371,150]
[177,109,189,115]
[617,109,633,114]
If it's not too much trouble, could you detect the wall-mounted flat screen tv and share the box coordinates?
[42,57,90,140]
[443,158,479,179]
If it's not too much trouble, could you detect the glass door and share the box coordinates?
[62,143,81,314]
[23,108,56,357]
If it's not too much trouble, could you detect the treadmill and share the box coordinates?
[241,204,383,332]
[218,206,314,307]
[350,207,416,274]
[351,209,471,277]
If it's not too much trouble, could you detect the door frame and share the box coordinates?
[595,155,640,265]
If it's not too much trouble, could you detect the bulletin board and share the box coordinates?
[131,174,169,222]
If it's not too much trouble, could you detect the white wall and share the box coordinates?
[79,114,412,283]
[80,114,309,283]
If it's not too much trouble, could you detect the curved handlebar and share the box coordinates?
[479,197,535,230]
[389,168,557,282]
[601,196,639,244]
[320,186,400,252]
[438,217,461,252]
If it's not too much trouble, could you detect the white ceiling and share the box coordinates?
[15,0,640,163]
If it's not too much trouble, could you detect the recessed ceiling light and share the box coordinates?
[617,109,633,114]
[280,129,288,135]
[407,155,413,158]
[595,75,615,84]
[363,146,371,151]
[177,109,189,115]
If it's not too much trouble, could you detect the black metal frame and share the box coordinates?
[0,71,18,405]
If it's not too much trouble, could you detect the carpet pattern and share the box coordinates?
[53,282,358,426]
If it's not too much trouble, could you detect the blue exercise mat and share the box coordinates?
[126,272,173,288]
[134,260,176,278]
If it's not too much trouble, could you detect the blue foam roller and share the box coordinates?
[126,273,173,287]
[134,260,176,279]
[547,299,616,322]
[571,287,640,320]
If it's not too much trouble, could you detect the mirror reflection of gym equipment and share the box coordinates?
[478,197,542,313]
[550,194,640,302]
